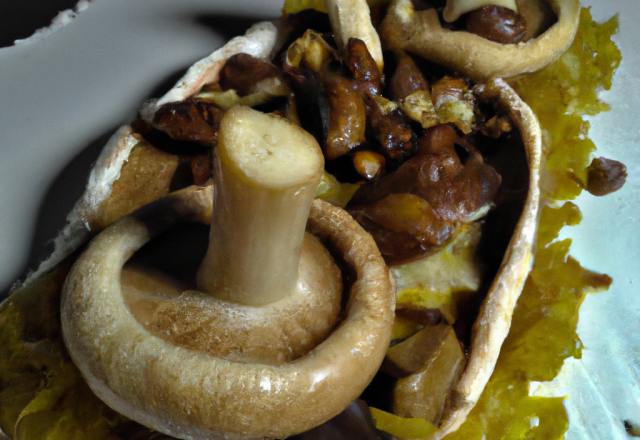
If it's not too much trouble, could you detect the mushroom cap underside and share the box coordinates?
[61,189,395,440]
[122,231,343,366]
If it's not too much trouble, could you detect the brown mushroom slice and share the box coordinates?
[347,38,383,96]
[322,68,368,160]
[388,51,431,102]
[464,6,527,44]
[61,107,395,439]
[380,0,580,81]
[383,324,462,378]
[390,325,466,426]
[152,99,224,147]
[324,0,384,72]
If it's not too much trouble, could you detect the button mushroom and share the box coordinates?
[61,106,395,439]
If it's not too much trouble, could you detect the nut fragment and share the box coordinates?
[322,69,367,160]
[465,5,527,44]
[586,157,627,196]
[353,150,386,180]
[392,325,466,426]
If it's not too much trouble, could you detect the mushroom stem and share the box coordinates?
[324,0,384,72]
[196,106,324,305]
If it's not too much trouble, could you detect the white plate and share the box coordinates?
[0,1,638,439]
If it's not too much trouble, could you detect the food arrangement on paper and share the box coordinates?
[0,0,627,439]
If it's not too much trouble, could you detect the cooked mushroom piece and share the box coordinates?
[61,106,395,440]
[381,0,580,81]
[387,324,466,426]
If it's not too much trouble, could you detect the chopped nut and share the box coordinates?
[286,29,337,73]
[368,96,417,161]
[353,151,386,180]
[389,51,431,101]
[479,115,513,138]
[347,38,382,95]
[153,99,224,147]
[322,69,367,160]
[586,157,627,196]
[432,77,476,134]
[400,90,439,130]
[465,6,527,44]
